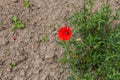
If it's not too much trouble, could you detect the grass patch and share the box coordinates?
[37,35,49,43]
[58,0,120,80]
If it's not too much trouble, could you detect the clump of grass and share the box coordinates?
[10,63,17,68]
[37,35,49,43]
[24,0,30,7]
[11,16,25,31]
[42,35,49,42]
[58,0,120,80]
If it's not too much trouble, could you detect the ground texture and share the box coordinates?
[0,0,119,80]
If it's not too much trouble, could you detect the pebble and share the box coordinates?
[45,53,55,59]
[20,70,26,77]
[11,0,18,3]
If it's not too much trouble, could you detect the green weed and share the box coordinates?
[42,35,49,42]
[58,0,120,80]
[10,63,17,68]
[24,0,30,7]
[37,35,49,43]
[11,16,25,31]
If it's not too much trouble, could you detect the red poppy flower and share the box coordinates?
[58,26,72,41]
[13,36,16,41]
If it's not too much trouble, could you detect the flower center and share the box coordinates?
[65,31,69,35]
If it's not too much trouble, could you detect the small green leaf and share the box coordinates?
[20,24,25,28]
[10,63,17,68]
[24,0,30,7]
[42,35,49,42]
[12,16,17,22]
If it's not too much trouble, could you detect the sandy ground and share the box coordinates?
[0,0,119,80]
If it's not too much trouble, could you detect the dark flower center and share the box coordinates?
[65,31,69,35]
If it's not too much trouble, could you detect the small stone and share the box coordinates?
[51,31,57,35]
[45,53,55,59]
[11,0,18,3]
[20,70,26,77]
[6,67,11,72]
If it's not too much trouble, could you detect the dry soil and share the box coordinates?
[0,0,119,80]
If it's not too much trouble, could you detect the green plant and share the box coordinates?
[11,16,25,31]
[58,0,120,80]
[10,63,17,68]
[42,35,49,42]
[24,0,30,7]
[37,35,49,43]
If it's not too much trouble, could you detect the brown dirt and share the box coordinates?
[0,0,119,80]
